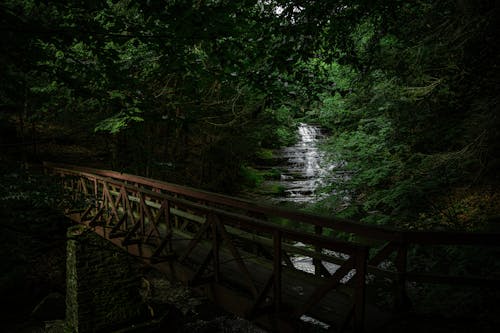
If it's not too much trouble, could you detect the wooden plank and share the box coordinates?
[108,189,206,223]
[249,273,275,318]
[179,221,211,263]
[293,257,355,318]
[43,162,402,240]
[47,162,500,332]
[216,217,259,298]
[102,182,121,223]
[121,185,137,230]
[273,231,282,312]
[76,210,390,331]
[150,229,173,259]
[353,247,367,332]
[100,176,368,255]
[144,201,164,243]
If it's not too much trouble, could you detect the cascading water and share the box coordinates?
[271,123,352,329]
[275,123,327,203]
[247,122,353,329]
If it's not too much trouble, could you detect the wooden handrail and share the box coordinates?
[45,161,500,331]
[44,161,500,246]
[48,162,372,329]
[51,164,368,255]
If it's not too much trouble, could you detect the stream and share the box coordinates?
[266,122,328,204]
[250,123,355,329]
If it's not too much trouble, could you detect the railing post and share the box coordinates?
[394,239,411,311]
[313,225,323,276]
[93,177,98,197]
[273,230,282,313]
[353,247,367,333]
[211,214,220,282]
[165,200,173,253]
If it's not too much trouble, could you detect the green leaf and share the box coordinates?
[108,90,126,100]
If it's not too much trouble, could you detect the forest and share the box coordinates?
[2,0,499,227]
[1,0,499,332]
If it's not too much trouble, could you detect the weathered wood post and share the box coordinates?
[313,225,323,276]
[66,225,145,332]
[394,238,411,312]
[353,246,368,333]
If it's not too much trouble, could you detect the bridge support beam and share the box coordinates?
[65,225,145,332]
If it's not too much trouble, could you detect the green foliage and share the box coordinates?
[265,183,286,196]
[264,168,283,180]
[257,106,298,148]
[255,149,275,160]
[1,2,499,328]
[95,108,144,134]
[0,163,70,314]
[304,0,500,227]
[405,243,500,324]
[1,0,498,218]
[240,166,264,188]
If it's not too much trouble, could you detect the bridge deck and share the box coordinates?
[168,232,392,331]
[81,217,391,332]
[46,162,500,333]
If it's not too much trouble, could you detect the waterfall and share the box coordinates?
[277,123,326,203]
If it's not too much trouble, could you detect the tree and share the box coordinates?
[306,0,500,228]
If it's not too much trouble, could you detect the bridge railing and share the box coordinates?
[44,162,500,329]
[45,162,371,331]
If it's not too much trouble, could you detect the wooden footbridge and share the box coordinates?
[44,162,500,332]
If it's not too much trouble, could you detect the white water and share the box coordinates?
[252,123,355,329]
[273,124,356,288]
[275,123,327,203]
